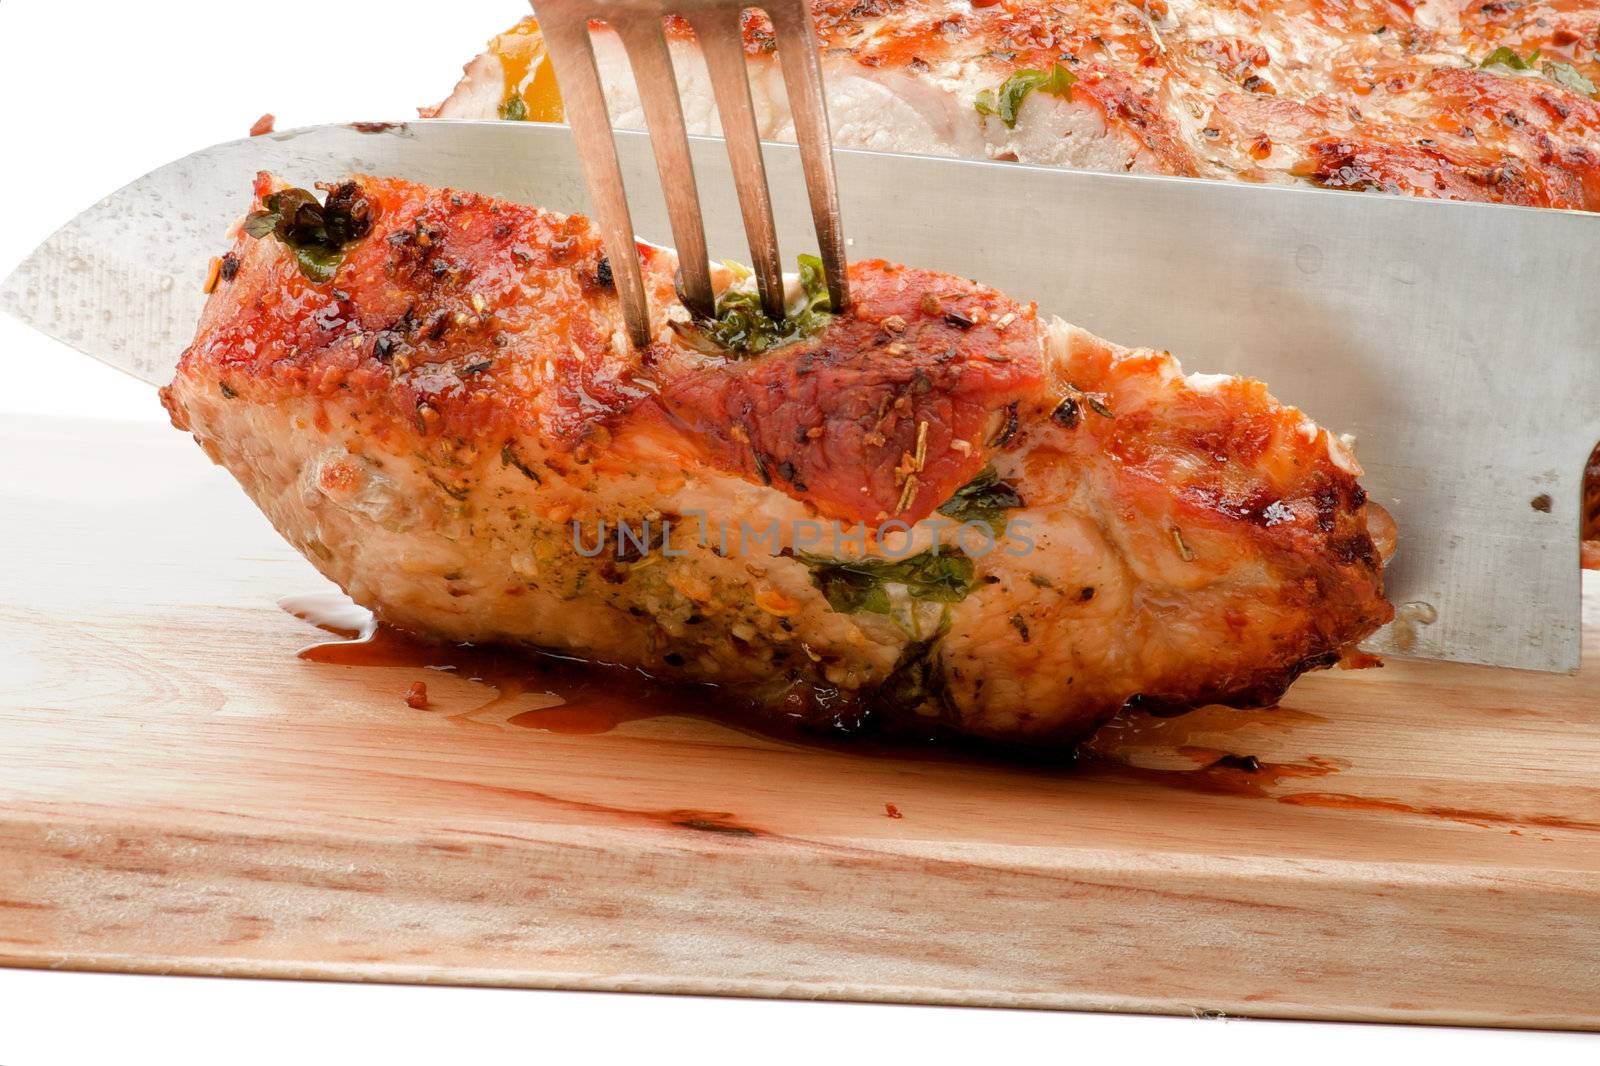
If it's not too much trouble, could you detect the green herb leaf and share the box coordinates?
[675,253,835,357]
[974,63,1077,129]
[937,465,1025,534]
[801,559,893,615]
[796,253,831,316]
[499,93,529,121]
[1543,60,1597,96]
[798,550,976,616]
[1480,45,1540,71]
[291,245,342,285]
[242,182,373,285]
[872,635,947,715]
[243,211,279,239]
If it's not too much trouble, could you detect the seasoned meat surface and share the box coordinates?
[163,175,1393,744]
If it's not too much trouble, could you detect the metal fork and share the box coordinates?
[533,0,849,347]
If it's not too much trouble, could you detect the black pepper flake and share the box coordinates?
[373,334,397,362]
[219,382,237,399]
[1009,614,1030,643]
[218,254,240,282]
[1079,586,1095,601]
[595,255,614,290]
[943,310,975,330]
[1052,396,1081,428]
[989,402,1020,447]
[462,360,493,375]
[753,451,772,485]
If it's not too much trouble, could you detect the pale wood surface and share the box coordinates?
[2,417,1597,1029]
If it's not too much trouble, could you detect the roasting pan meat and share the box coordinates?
[431,5,1600,211]
[162,174,1393,744]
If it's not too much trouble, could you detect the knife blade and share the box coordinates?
[3,118,1597,672]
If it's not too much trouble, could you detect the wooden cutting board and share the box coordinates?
[3,416,1597,1030]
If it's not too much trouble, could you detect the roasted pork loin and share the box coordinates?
[163,175,1393,745]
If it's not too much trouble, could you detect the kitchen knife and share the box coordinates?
[3,119,1596,672]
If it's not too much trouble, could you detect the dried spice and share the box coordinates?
[243,181,375,284]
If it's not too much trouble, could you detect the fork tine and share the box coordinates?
[768,0,849,313]
[685,7,786,321]
[615,19,715,320]
[538,10,654,347]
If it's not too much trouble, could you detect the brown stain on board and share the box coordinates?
[1278,792,1600,833]
[373,768,767,839]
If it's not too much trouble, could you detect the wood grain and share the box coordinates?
[2,417,1597,1029]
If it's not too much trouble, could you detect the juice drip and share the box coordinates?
[278,594,1598,833]
[279,593,1044,758]
[1079,701,1343,797]
[1080,747,1344,799]
[280,595,1352,797]
[282,592,692,730]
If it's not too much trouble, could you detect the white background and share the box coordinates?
[0,3,1594,1062]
